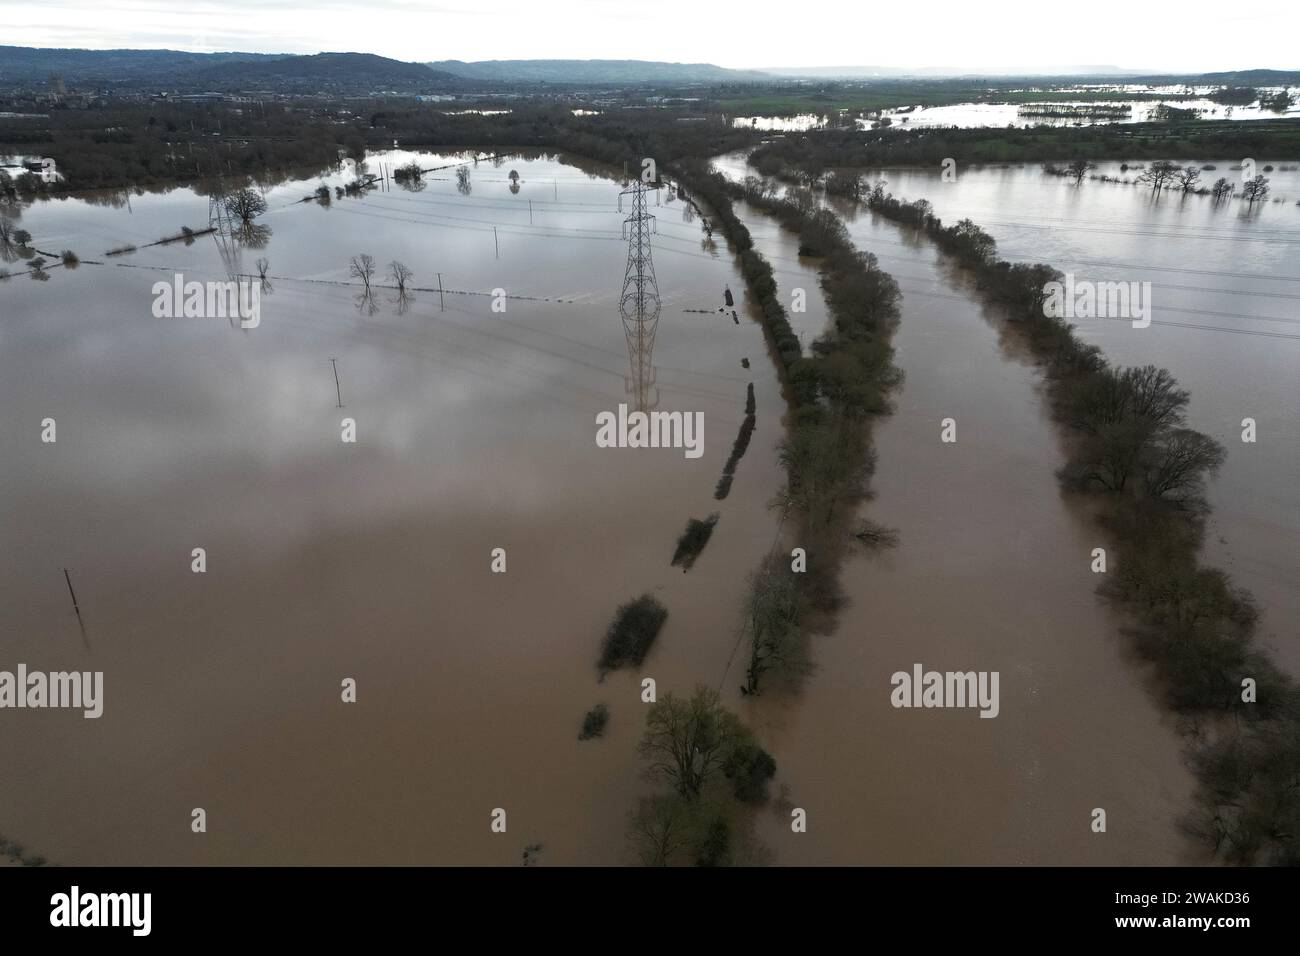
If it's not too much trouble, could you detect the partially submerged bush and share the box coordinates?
[714,383,757,500]
[723,740,777,804]
[599,595,668,672]
[393,161,424,183]
[671,513,719,570]
[579,703,609,741]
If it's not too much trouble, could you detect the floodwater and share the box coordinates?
[872,97,1300,129]
[0,150,790,864]
[713,152,1198,864]
[0,141,1281,866]
[735,90,1300,131]
[850,161,1300,676]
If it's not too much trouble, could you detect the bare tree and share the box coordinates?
[388,260,413,292]
[224,187,267,223]
[638,686,739,800]
[1211,177,1233,201]
[350,254,376,292]
[1137,160,1181,193]
[1144,429,1226,503]
[776,417,873,529]
[388,260,414,314]
[13,228,32,246]
[743,557,806,695]
[626,795,692,866]
[797,160,824,188]
[1066,159,1096,185]
[1175,166,1202,194]
[455,166,471,196]
[1241,175,1270,206]
[826,170,866,199]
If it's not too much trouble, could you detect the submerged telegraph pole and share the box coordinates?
[61,568,88,648]
[330,358,344,408]
[617,180,662,413]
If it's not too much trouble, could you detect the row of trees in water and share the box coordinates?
[851,181,1298,864]
[673,160,908,696]
[750,121,1300,171]
[1042,159,1277,203]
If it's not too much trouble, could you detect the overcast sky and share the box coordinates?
[2,0,1296,72]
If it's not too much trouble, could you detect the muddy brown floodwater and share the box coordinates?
[0,151,788,864]
[0,145,1232,865]
[845,161,1300,678]
[716,154,1198,864]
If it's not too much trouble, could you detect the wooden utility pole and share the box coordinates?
[437,273,444,311]
[330,358,344,408]
[61,568,88,647]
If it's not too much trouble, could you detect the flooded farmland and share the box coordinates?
[714,153,1198,864]
[846,161,1300,677]
[0,143,1290,867]
[0,150,790,864]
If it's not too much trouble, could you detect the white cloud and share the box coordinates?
[1,0,1296,71]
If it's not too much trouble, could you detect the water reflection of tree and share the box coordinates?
[355,289,380,316]
[456,167,472,196]
[234,222,272,249]
[81,188,138,209]
[389,260,414,315]
[392,288,414,315]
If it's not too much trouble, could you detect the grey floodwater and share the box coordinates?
[734,90,1300,131]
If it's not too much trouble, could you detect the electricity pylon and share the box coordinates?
[617,180,661,412]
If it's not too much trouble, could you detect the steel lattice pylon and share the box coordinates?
[617,180,661,412]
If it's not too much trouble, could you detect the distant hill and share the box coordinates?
[427,59,769,84]
[1186,69,1300,86]
[0,46,462,93]
[192,53,461,93]
[0,45,284,87]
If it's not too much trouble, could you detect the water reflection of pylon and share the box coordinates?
[618,180,661,412]
[208,180,241,280]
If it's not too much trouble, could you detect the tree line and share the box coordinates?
[855,181,1299,865]
[749,120,1300,172]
